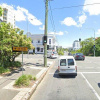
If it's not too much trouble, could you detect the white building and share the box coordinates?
[0,4,15,28]
[73,40,81,50]
[27,32,57,54]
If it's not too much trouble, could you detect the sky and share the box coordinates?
[0,0,100,48]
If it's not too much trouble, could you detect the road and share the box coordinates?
[30,56,100,100]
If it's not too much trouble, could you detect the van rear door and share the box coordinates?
[67,59,75,69]
[59,59,68,70]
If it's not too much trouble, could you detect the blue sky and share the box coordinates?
[0,0,100,48]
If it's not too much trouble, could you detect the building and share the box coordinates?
[0,4,15,28]
[27,32,57,54]
[73,39,81,50]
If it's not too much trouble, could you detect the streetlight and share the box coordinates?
[27,18,33,58]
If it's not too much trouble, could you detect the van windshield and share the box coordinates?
[68,59,74,66]
[60,59,66,66]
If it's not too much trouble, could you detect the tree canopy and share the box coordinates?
[0,22,34,67]
[0,6,3,16]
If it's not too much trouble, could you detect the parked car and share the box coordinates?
[58,56,77,76]
[47,50,58,59]
[74,53,85,60]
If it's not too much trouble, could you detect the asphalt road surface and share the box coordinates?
[30,56,100,100]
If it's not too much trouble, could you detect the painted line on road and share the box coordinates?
[81,73,100,100]
[49,71,100,75]
[78,72,100,74]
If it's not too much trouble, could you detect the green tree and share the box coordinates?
[0,22,34,67]
[80,37,94,56]
[95,37,100,56]
[0,6,3,16]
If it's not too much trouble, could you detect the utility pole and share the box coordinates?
[44,0,48,67]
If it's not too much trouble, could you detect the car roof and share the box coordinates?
[59,56,74,59]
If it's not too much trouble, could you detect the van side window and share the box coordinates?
[68,59,74,66]
[60,59,66,66]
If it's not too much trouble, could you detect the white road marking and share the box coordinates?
[49,72,100,75]
[78,72,100,74]
[81,73,100,100]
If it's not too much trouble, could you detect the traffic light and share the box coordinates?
[43,36,47,43]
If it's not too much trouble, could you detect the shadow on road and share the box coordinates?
[53,70,76,79]
[24,63,44,67]
[98,83,100,88]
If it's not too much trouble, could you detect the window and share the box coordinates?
[68,59,74,66]
[37,47,40,52]
[41,48,43,52]
[49,39,51,44]
[32,40,33,43]
[38,40,40,43]
[60,59,66,66]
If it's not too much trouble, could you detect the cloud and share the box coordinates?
[15,6,26,21]
[96,29,100,34]
[48,31,64,35]
[39,25,45,30]
[0,3,42,25]
[61,14,87,27]
[61,17,77,26]
[77,13,87,27]
[83,0,100,15]
[27,13,42,25]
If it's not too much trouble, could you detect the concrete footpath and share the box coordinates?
[0,54,55,100]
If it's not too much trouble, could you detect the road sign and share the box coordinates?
[12,47,28,52]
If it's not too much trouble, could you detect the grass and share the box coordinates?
[0,66,10,74]
[14,74,37,87]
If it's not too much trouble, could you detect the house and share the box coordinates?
[73,38,81,50]
[26,32,57,54]
[0,4,15,28]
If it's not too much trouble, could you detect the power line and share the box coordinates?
[49,1,60,47]
[49,2,56,33]
[50,2,100,10]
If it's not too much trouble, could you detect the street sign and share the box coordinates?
[12,47,28,52]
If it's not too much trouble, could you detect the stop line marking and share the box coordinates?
[49,72,100,75]
[81,73,100,100]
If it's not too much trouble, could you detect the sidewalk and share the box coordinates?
[0,54,54,100]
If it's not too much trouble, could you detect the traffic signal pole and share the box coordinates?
[44,0,48,67]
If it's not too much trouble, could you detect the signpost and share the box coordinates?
[12,47,28,75]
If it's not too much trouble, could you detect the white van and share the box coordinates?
[58,56,77,76]
[47,50,58,58]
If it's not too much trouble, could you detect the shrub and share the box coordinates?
[0,66,10,74]
[33,77,36,81]
[58,51,64,55]
[27,75,33,80]
[14,74,37,87]
[15,74,30,86]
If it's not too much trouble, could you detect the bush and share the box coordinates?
[33,77,36,81]
[14,74,37,87]
[9,61,21,67]
[0,66,10,74]
[27,74,33,80]
[58,51,64,55]
[15,74,30,86]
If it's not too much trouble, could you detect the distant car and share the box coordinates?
[74,53,85,60]
[68,52,72,56]
[58,56,77,76]
[47,50,58,59]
